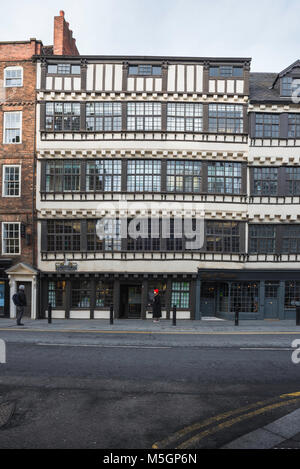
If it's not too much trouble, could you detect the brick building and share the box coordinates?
[0,11,78,319]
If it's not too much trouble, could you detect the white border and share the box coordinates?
[4,66,23,88]
[3,111,22,144]
[1,221,21,255]
[2,164,21,197]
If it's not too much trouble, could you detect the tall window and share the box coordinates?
[281,77,293,97]
[45,161,81,192]
[208,105,243,133]
[285,281,300,309]
[46,220,81,252]
[48,280,66,308]
[171,282,190,309]
[207,162,242,194]
[166,218,184,251]
[3,112,22,144]
[127,160,161,192]
[285,167,300,195]
[45,103,80,131]
[249,225,276,254]
[288,114,300,138]
[255,114,279,138]
[2,223,20,255]
[206,222,240,253]
[3,165,20,197]
[4,67,23,87]
[86,160,121,192]
[72,279,91,308]
[167,103,203,132]
[95,281,113,308]
[87,219,121,252]
[127,103,161,131]
[252,167,278,196]
[86,103,122,132]
[282,226,300,254]
[166,161,201,193]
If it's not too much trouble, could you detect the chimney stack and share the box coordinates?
[53,10,79,56]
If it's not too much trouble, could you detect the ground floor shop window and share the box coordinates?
[95,281,113,308]
[48,280,66,308]
[72,279,91,308]
[285,281,300,309]
[230,282,259,313]
[171,282,190,308]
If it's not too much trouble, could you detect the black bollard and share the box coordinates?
[173,304,177,326]
[48,302,52,324]
[235,310,239,326]
[110,303,114,325]
[296,306,300,326]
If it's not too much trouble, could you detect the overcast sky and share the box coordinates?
[1,0,299,72]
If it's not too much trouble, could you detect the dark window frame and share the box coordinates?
[167,103,203,133]
[255,113,279,138]
[86,102,122,132]
[45,102,81,132]
[252,167,278,196]
[207,162,242,195]
[208,104,244,134]
[205,221,241,253]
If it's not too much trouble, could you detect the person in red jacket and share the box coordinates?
[152,289,162,323]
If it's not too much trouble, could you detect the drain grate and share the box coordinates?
[0,402,15,428]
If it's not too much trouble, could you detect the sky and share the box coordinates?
[1,0,299,72]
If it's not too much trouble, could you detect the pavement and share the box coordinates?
[0,317,300,334]
[223,407,300,449]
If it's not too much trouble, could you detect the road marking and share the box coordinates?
[177,398,300,449]
[36,343,172,350]
[153,392,300,449]
[1,328,300,336]
[240,348,293,351]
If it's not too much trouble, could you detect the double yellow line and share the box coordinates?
[152,392,300,449]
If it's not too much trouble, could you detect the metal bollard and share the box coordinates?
[296,306,300,326]
[173,304,177,326]
[48,302,52,324]
[110,303,114,325]
[235,310,239,326]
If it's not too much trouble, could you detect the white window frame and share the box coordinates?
[3,111,22,144]
[1,222,21,255]
[2,165,21,197]
[4,66,23,87]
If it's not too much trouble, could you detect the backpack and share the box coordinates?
[12,293,21,306]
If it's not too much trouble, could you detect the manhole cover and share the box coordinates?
[0,402,15,428]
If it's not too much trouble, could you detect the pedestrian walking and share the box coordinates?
[12,285,27,326]
[152,289,162,323]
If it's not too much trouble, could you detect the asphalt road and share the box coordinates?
[0,331,300,449]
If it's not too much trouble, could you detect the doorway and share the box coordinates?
[119,285,142,319]
[200,283,217,317]
[16,282,32,317]
[264,282,279,319]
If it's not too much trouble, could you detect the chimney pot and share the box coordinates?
[60,10,64,17]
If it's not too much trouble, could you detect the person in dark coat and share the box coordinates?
[16,285,27,326]
[152,289,162,323]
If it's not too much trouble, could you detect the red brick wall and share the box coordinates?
[0,53,37,267]
[0,39,42,60]
[54,11,79,56]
